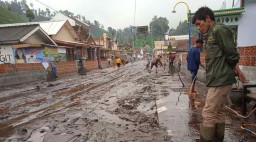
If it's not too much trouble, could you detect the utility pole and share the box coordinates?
[150,25,154,56]
[133,0,136,49]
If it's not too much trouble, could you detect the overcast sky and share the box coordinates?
[14,0,236,30]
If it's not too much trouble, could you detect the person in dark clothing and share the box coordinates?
[51,62,58,78]
[186,39,205,97]
[150,55,163,74]
[169,52,175,67]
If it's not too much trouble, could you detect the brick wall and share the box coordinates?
[181,53,187,63]
[177,46,256,83]
[0,60,104,87]
[85,61,99,71]
[180,52,206,64]
[0,60,105,76]
[101,60,110,68]
[0,63,45,73]
[238,46,256,66]
[55,61,77,75]
[0,63,46,87]
[200,52,206,63]
[178,47,256,66]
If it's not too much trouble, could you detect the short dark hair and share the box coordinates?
[196,39,203,44]
[192,7,215,24]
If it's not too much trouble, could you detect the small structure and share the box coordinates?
[0,23,58,86]
[0,23,57,64]
[154,41,168,56]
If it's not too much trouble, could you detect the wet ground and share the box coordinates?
[0,60,256,142]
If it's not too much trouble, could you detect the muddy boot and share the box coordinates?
[200,124,215,142]
[214,123,225,142]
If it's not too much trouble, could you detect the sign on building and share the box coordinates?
[0,46,14,64]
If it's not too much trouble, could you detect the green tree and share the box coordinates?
[149,16,169,40]
[26,8,35,22]
[170,20,198,36]
[167,44,173,52]
[89,20,106,37]
[60,10,74,17]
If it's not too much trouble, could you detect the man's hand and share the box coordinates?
[237,71,249,83]
[233,64,249,83]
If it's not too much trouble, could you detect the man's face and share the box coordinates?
[196,43,203,48]
[194,17,211,34]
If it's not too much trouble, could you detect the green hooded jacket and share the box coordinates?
[205,23,239,87]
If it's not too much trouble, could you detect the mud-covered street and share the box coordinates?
[0,61,256,142]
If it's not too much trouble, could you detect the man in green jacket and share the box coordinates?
[192,7,248,141]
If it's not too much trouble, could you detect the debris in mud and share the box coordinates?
[121,103,135,110]
[139,86,152,93]
[47,84,54,87]
[155,81,163,84]
[137,124,150,133]
[19,128,28,135]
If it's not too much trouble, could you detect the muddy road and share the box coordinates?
[0,60,256,142]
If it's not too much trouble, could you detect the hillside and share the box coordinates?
[0,6,26,24]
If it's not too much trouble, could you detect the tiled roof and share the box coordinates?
[173,36,198,52]
[0,24,38,44]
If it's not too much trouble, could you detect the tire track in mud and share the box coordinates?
[0,69,129,137]
[0,68,125,115]
[1,61,171,141]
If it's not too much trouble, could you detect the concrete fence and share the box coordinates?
[0,60,109,87]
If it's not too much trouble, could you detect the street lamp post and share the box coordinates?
[172,2,191,50]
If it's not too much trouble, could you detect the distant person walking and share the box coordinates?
[168,52,176,74]
[169,52,175,68]
[51,62,58,79]
[111,55,116,69]
[107,56,111,66]
[186,39,205,98]
[116,57,121,69]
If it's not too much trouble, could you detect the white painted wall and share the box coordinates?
[237,1,256,47]
[24,32,46,44]
[58,48,66,54]
[0,46,14,64]
[55,25,76,42]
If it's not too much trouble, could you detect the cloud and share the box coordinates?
[23,0,233,30]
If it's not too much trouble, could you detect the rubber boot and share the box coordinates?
[200,124,215,142]
[214,123,225,142]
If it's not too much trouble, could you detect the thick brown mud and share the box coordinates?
[0,60,256,141]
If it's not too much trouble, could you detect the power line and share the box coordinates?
[35,0,58,12]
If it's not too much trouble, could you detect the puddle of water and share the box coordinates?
[157,91,201,141]
[157,106,167,113]
[27,125,50,142]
